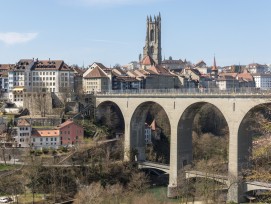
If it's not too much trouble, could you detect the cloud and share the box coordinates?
[0,32,38,45]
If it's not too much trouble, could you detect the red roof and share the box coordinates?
[84,66,109,78]
[17,119,30,127]
[141,55,156,66]
[32,129,59,137]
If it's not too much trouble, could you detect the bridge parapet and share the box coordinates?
[185,170,228,185]
[137,161,170,174]
[96,88,271,98]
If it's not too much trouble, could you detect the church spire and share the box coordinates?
[212,55,217,71]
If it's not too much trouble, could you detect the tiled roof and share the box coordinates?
[84,66,109,78]
[0,64,14,71]
[147,65,173,76]
[57,119,83,129]
[17,119,30,127]
[93,62,108,70]
[33,60,71,71]
[237,69,254,81]
[141,55,156,66]
[195,60,206,68]
[32,129,59,137]
[58,120,74,128]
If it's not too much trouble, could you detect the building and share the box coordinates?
[216,74,239,90]
[57,120,83,146]
[142,13,162,65]
[13,119,32,148]
[83,62,110,93]
[30,59,74,93]
[7,59,74,107]
[8,59,34,107]
[252,73,271,90]
[31,129,60,150]
[161,58,185,72]
[246,63,268,74]
[145,123,152,144]
[0,64,13,95]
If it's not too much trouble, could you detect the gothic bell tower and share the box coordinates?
[143,13,162,65]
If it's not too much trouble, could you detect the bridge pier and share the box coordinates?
[167,184,178,198]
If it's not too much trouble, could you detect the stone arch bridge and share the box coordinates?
[95,89,271,203]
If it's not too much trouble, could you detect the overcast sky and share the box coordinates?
[1,0,271,67]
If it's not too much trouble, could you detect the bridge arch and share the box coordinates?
[176,101,229,169]
[236,102,271,175]
[130,101,171,162]
[96,101,125,137]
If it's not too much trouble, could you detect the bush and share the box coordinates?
[42,148,49,154]
[35,150,42,156]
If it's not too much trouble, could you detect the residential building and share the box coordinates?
[58,120,83,146]
[13,119,32,148]
[83,63,110,93]
[216,74,239,90]
[161,58,185,71]
[31,129,60,150]
[246,63,268,74]
[252,73,271,90]
[8,59,34,107]
[30,59,74,93]
[145,123,152,144]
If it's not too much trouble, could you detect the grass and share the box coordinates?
[0,164,17,171]
[16,193,47,204]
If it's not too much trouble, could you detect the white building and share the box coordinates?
[30,60,74,93]
[13,119,32,148]
[83,62,110,93]
[252,73,271,90]
[246,63,268,74]
[145,123,152,144]
[31,129,60,150]
[7,59,74,107]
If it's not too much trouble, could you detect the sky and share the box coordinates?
[1,0,271,67]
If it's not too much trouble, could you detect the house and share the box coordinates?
[145,123,152,144]
[252,73,271,90]
[13,119,32,147]
[57,120,83,146]
[8,59,74,107]
[31,129,60,150]
[246,63,268,74]
[83,62,110,93]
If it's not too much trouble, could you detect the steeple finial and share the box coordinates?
[212,55,217,71]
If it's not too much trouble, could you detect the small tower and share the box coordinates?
[211,55,218,79]
[143,13,162,65]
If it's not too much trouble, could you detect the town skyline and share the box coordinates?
[1,0,271,67]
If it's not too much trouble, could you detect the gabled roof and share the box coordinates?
[237,69,254,82]
[57,119,83,129]
[32,129,59,137]
[141,55,156,66]
[83,66,109,78]
[32,60,71,71]
[147,65,173,76]
[195,60,206,68]
[12,59,34,71]
[17,119,30,127]
[0,64,14,71]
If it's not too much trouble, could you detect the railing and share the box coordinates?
[95,87,271,96]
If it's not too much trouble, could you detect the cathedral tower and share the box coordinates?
[142,13,162,65]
